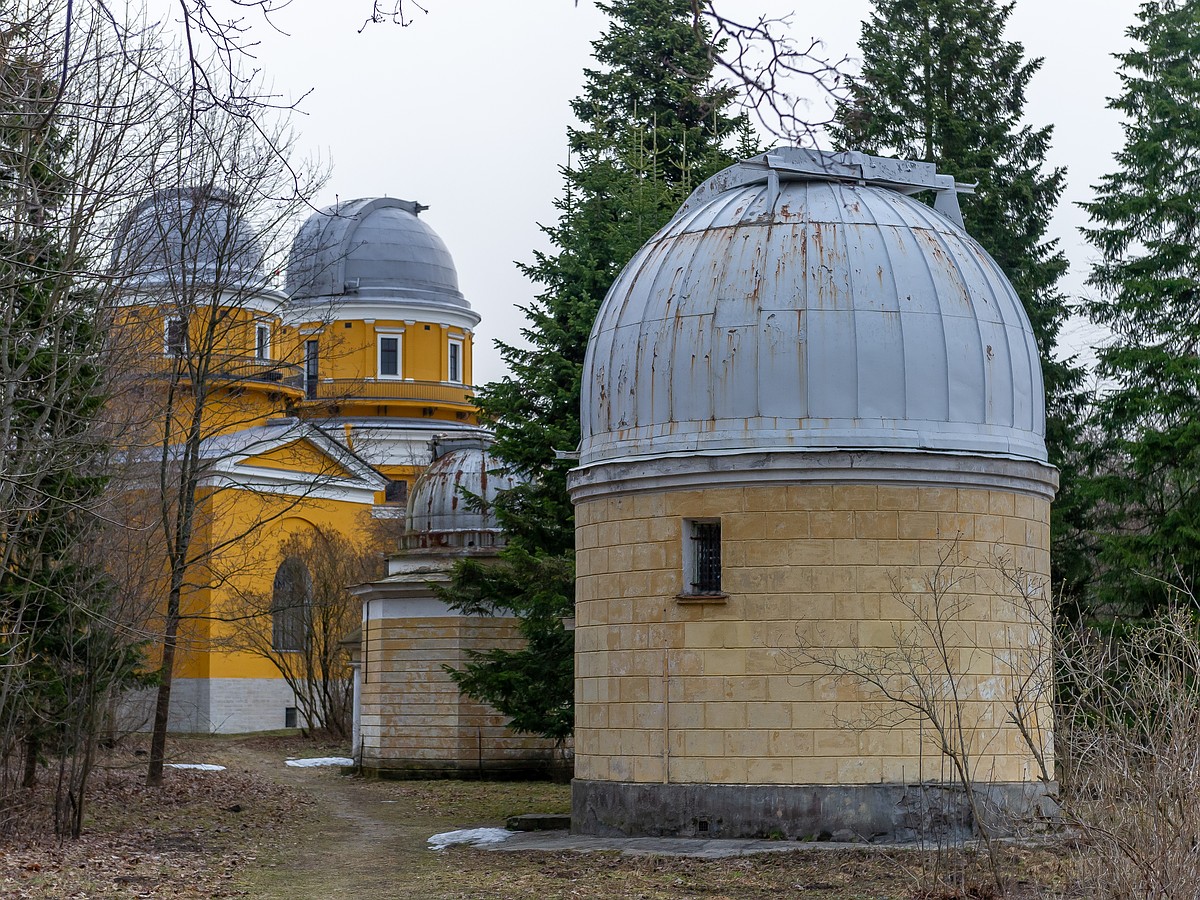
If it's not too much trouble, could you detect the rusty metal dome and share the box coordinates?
[578,149,1047,467]
[404,435,520,549]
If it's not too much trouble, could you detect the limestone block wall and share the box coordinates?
[574,481,1052,790]
[359,610,558,776]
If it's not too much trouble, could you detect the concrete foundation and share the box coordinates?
[572,779,1057,842]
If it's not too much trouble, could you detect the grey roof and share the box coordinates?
[286,197,470,310]
[110,187,266,290]
[578,148,1047,466]
[406,436,520,537]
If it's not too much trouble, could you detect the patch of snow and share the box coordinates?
[428,828,513,851]
[284,756,354,768]
[166,763,226,771]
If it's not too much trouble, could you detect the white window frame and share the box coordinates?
[377,332,403,380]
[255,322,271,360]
[164,316,187,357]
[447,337,464,384]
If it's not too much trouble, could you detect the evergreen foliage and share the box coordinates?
[1081,0,1200,617]
[0,32,142,833]
[440,0,749,740]
[832,0,1088,604]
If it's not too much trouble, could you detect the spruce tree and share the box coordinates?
[0,33,139,829]
[441,0,747,740]
[832,0,1088,604]
[1081,0,1200,617]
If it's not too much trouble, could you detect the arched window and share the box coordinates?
[271,556,312,652]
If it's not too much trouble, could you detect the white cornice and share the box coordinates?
[568,449,1059,503]
[285,299,481,331]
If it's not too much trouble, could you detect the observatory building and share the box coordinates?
[113,191,492,734]
[568,149,1058,839]
[352,435,560,777]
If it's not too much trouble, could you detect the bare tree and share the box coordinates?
[100,82,342,785]
[0,0,173,836]
[228,526,382,737]
[790,542,1055,897]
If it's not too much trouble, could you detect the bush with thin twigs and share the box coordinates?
[1054,599,1200,899]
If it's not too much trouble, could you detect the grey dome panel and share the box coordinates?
[111,188,265,289]
[286,197,469,310]
[579,155,1046,465]
[406,437,519,537]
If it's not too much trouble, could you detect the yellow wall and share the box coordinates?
[573,483,1053,787]
[296,317,473,385]
[174,487,375,681]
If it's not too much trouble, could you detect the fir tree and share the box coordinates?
[440,0,748,741]
[833,0,1088,604]
[0,35,140,831]
[1081,0,1200,617]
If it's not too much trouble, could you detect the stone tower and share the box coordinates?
[568,149,1057,840]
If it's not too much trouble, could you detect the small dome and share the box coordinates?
[110,188,265,289]
[579,149,1046,466]
[286,197,468,310]
[405,436,519,548]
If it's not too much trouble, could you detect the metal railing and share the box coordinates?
[305,378,475,405]
[138,353,306,391]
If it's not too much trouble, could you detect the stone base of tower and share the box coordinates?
[572,779,1057,842]
[355,560,564,780]
[567,451,1058,841]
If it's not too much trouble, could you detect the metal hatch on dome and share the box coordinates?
[678,147,977,229]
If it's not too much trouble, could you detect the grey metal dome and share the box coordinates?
[286,197,469,310]
[111,188,265,289]
[579,149,1047,467]
[405,436,520,548]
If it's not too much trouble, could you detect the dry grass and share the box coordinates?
[1,735,1081,899]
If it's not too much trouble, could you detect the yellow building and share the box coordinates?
[114,189,487,733]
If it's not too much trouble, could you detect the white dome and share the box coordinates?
[579,150,1046,466]
[405,436,519,546]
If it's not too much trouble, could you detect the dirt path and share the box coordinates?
[221,742,571,899]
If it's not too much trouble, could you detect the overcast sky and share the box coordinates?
[253,0,1136,384]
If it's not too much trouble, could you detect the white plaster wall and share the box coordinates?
[119,679,304,734]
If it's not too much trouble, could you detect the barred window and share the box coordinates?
[164,317,187,356]
[685,519,722,595]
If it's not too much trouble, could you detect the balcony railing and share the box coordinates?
[305,378,476,405]
[138,353,305,392]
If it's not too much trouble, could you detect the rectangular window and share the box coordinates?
[378,335,401,378]
[683,519,723,595]
[448,338,463,383]
[164,317,187,356]
[304,339,320,399]
[255,323,271,360]
[384,479,408,505]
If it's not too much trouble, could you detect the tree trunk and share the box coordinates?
[21,734,38,789]
[146,585,182,787]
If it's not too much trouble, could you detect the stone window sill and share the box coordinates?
[674,592,729,605]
